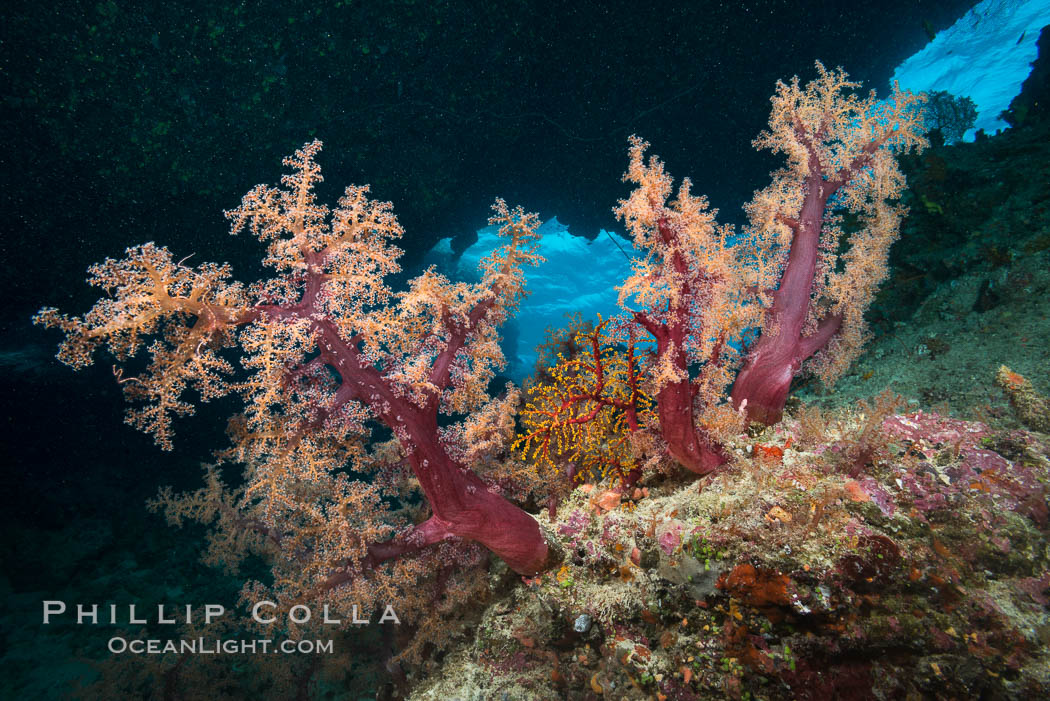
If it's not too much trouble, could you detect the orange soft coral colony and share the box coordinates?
[730,63,928,424]
[613,137,757,474]
[35,140,559,583]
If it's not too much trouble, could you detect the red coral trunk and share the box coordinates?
[407,426,553,575]
[731,172,842,425]
[655,375,727,475]
[641,220,729,474]
[315,317,555,576]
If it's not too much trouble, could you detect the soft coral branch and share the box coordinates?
[613,137,751,474]
[37,141,560,623]
[730,63,927,425]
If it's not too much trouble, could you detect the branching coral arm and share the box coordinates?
[310,516,455,596]
[730,63,927,425]
[33,243,257,448]
[614,137,742,474]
